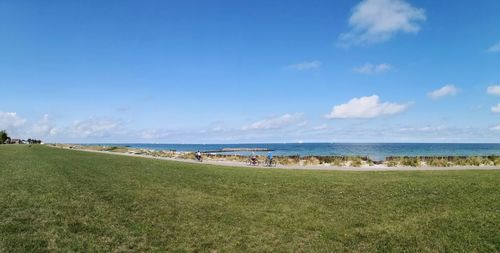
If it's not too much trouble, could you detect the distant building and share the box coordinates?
[4,137,11,144]
[11,139,21,144]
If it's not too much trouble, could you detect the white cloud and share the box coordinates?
[488,42,500,53]
[312,124,329,130]
[68,118,125,138]
[286,61,321,71]
[354,63,392,74]
[30,114,57,137]
[487,85,500,95]
[339,0,426,46]
[0,112,26,129]
[397,125,446,132]
[0,111,27,131]
[116,106,130,112]
[427,84,459,99]
[2,110,500,143]
[242,113,305,130]
[211,126,224,132]
[297,121,308,127]
[326,95,410,119]
[140,129,172,139]
[0,112,58,139]
[491,104,500,113]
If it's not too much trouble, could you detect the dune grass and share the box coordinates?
[0,145,499,252]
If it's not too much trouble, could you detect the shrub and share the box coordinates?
[428,158,449,167]
[386,160,398,167]
[332,158,344,166]
[275,157,298,166]
[452,157,468,166]
[179,152,196,160]
[350,157,363,167]
[401,157,421,167]
[479,157,493,166]
[492,157,500,166]
[303,157,320,166]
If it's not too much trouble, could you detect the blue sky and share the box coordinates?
[1,0,500,143]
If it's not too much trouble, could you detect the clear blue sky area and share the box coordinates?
[1,0,500,143]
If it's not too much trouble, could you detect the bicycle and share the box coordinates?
[246,158,260,166]
[264,158,277,167]
[195,154,203,162]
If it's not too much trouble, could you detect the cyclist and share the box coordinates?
[195,151,202,162]
[250,152,257,165]
[266,152,273,166]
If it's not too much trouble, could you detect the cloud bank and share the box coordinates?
[2,105,499,143]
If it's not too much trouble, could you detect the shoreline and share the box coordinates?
[48,144,500,171]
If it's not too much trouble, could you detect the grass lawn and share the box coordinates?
[0,145,499,252]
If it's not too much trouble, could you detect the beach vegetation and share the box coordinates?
[350,157,363,167]
[302,156,321,166]
[400,157,421,167]
[490,156,500,166]
[275,155,300,165]
[466,156,482,166]
[386,160,398,167]
[317,156,344,166]
[427,158,450,167]
[179,152,196,160]
[102,146,129,153]
[331,158,344,166]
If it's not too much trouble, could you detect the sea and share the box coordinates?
[80,143,500,161]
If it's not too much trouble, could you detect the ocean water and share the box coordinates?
[81,143,500,161]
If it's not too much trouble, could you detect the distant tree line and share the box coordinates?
[27,139,42,144]
[0,130,42,144]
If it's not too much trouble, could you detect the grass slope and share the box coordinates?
[0,145,499,252]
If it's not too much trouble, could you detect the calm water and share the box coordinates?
[81,143,500,161]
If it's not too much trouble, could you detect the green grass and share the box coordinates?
[1,145,499,252]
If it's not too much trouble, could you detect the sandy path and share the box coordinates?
[51,146,500,172]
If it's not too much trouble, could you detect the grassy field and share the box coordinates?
[0,145,499,252]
